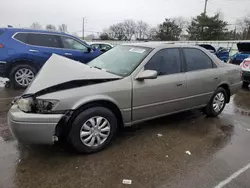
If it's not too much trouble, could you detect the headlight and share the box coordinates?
[35,99,59,113]
[17,98,33,112]
[16,98,59,113]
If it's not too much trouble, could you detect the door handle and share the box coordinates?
[29,49,39,53]
[65,53,72,56]
[176,83,183,86]
[214,77,219,80]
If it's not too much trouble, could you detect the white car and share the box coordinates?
[240,58,250,88]
[89,42,113,52]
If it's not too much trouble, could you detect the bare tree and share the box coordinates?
[58,24,68,32]
[122,20,136,40]
[237,15,250,39]
[30,22,42,29]
[109,23,125,40]
[148,27,158,40]
[135,21,150,40]
[46,24,56,31]
[174,17,189,34]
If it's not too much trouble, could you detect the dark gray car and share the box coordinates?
[8,43,242,153]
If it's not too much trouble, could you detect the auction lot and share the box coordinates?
[0,87,250,188]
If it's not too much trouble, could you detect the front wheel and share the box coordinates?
[9,64,37,89]
[69,107,118,153]
[204,88,227,117]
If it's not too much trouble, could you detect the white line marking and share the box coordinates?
[214,162,250,188]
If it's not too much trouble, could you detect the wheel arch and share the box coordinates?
[218,83,231,103]
[7,59,39,77]
[56,98,125,140]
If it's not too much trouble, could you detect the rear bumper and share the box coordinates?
[0,61,7,77]
[8,105,63,144]
[242,71,250,83]
[230,82,242,95]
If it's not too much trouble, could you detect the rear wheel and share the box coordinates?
[9,64,37,89]
[242,82,249,88]
[69,107,118,153]
[204,87,227,117]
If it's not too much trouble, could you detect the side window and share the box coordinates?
[27,34,61,48]
[100,44,112,50]
[183,48,213,71]
[0,30,5,35]
[61,36,88,51]
[91,44,100,49]
[14,33,29,43]
[145,48,181,76]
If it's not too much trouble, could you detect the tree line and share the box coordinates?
[100,13,250,41]
[30,22,68,32]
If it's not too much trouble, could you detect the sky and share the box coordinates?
[0,0,249,36]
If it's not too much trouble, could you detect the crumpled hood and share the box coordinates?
[25,54,121,95]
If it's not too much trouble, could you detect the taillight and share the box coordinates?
[0,43,4,48]
[243,60,250,69]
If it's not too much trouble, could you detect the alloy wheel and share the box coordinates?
[15,68,34,86]
[212,92,225,113]
[80,116,111,148]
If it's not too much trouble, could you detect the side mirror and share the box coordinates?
[87,47,92,53]
[136,70,158,80]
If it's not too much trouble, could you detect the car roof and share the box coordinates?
[122,42,201,49]
[0,27,71,36]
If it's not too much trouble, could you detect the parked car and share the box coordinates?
[198,44,230,62]
[229,42,250,65]
[89,42,113,52]
[0,28,102,88]
[240,57,250,88]
[8,43,242,153]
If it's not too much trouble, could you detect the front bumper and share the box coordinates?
[8,105,63,144]
[242,71,250,83]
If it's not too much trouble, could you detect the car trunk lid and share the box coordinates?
[237,43,250,53]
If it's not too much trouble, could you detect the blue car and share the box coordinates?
[198,44,230,62]
[229,42,250,65]
[0,28,102,88]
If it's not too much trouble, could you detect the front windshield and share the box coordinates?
[88,45,152,76]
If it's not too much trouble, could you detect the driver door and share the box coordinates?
[60,36,92,63]
[132,48,187,122]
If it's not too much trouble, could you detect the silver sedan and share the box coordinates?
[8,43,242,153]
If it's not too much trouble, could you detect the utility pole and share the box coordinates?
[82,17,85,39]
[204,0,208,15]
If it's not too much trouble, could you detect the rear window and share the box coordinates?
[14,33,28,43]
[27,33,61,48]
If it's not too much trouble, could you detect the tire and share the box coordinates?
[9,64,37,89]
[242,82,249,89]
[204,87,227,117]
[69,107,118,153]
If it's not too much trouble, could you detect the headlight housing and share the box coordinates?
[16,97,59,113]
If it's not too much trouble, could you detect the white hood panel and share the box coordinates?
[25,54,121,94]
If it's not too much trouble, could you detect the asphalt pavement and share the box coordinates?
[0,87,250,188]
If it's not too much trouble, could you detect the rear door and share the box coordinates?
[132,48,187,122]
[182,48,220,108]
[26,33,63,68]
